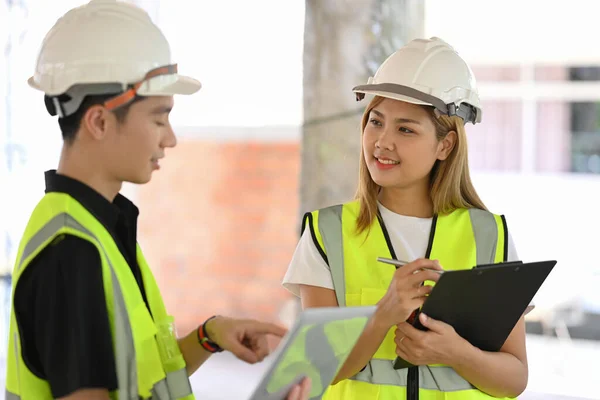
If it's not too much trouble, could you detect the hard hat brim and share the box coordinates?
[353,88,432,107]
[353,83,441,107]
[27,73,202,97]
[137,74,202,96]
[27,76,45,92]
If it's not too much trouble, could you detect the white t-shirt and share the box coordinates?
[282,202,519,297]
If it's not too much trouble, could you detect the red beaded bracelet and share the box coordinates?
[197,315,223,353]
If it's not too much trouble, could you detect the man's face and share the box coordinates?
[104,96,176,184]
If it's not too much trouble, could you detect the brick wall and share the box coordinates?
[136,139,301,335]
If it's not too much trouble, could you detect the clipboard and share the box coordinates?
[393,260,556,370]
[248,305,376,399]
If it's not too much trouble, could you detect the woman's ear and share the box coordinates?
[437,130,456,160]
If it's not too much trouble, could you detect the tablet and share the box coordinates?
[248,305,376,400]
[393,260,556,369]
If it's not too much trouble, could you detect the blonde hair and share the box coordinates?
[355,96,487,234]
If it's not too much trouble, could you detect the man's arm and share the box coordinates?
[176,316,312,400]
[178,328,212,376]
[177,315,289,376]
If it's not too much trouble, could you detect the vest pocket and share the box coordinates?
[155,315,187,373]
[155,316,179,363]
[360,288,397,360]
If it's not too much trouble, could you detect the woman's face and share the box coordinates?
[362,98,452,190]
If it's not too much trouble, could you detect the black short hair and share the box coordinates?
[44,93,141,144]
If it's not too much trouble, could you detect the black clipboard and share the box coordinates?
[393,260,556,370]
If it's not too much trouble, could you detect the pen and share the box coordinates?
[377,257,444,274]
[377,257,409,268]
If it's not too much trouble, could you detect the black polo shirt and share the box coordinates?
[13,170,150,398]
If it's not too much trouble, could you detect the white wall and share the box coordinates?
[472,171,600,313]
[424,0,600,65]
[155,0,305,129]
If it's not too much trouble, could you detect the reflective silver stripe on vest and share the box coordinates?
[318,205,346,307]
[165,368,192,398]
[317,205,499,391]
[152,369,193,399]
[11,212,192,400]
[5,390,20,400]
[468,208,498,265]
[354,359,475,391]
[152,378,170,399]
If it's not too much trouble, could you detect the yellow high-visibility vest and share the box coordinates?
[303,200,513,400]
[5,192,194,400]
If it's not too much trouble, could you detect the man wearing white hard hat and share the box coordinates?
[4,1,310,399]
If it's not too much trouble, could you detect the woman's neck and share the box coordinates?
[378,184,433,218]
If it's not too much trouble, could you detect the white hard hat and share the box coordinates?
[353,37,482,124]
[29,0,201,117]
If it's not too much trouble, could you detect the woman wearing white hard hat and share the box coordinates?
[283,37,528,399]
[4,1,312,399]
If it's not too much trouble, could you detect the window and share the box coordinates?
[569,67,600,174]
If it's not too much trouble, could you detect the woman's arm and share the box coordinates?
[396,312,528,398]
[450,317,528,397]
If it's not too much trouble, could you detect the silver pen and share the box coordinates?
[377,257,444,274]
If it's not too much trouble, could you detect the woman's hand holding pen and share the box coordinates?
[374,258,444,329]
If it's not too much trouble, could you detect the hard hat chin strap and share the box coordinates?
[104,64,178,111]
[45,64,178,118]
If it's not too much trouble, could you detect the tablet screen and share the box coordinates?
[250,307,374,400]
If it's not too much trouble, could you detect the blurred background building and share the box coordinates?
[1,0,598,399]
